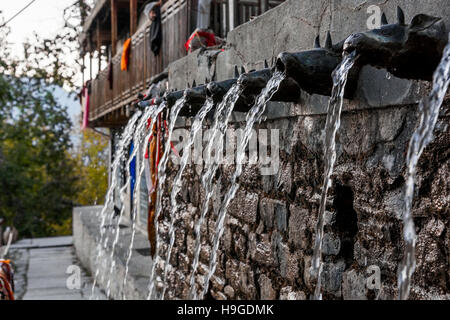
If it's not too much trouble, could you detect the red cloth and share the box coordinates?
[184,30,217,51]
[81,84,90,130]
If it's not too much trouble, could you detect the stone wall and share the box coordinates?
[157,0,450,300]
[156,99,449,300]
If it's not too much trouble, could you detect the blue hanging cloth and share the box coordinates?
[130,141,136,204]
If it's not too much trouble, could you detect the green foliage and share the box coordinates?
[0,75,77,237]
[73,127,109,207]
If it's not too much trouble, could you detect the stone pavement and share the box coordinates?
[6,236,106,300]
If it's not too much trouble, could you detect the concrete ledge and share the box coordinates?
[73,206,152,300]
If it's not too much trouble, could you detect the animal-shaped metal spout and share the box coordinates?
[238,68,301,104]
[162,84,211,117]
[275,32,359,98]
[206,67,301,112]
[183,83,209,107]
[343,6,448,81]
[165,89,185,107]
[206,78,238,103]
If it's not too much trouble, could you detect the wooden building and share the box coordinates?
[80,0,285,128]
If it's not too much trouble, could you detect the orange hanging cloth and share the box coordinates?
[147,115,161,257]
[121,38,132,71]
[0,260,14,300]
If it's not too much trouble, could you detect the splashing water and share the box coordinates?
[199,72,285,300]
[189,84,244,299]
[398,36,450,300]
[160,99,215,299]
[104,106,158,299]
[90,111,142,299]
[122,102,167,299]
[147,96,187,300]
[310,51,357,300]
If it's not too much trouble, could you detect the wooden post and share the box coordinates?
[96,20,102,74]
[130,0,138,35]
[148,117,160,257]
[260,0,269,14]
[111,0,118,56]
[81,53,85,86]
[221,1,227,37]
[228,0,238,31]
[89,51,93,80]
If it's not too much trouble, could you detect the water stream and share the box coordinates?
[122,102,167,299]
[160,99,215,299]
[188,84,244,299]
[310,51,357,300]
[104,107,157,298]
[199,72,286,300]
[90,111,142,299]
[398,35,450,300]
[147,96,187,300]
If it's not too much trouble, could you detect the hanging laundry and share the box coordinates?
[185,28,224,53]
[107,61,113,89]
[81,81,91,130]
[144,2,162,56]
[147,114,162,257]
[129,141,136,204]
[121,38,132,71]
[0,260,14,300]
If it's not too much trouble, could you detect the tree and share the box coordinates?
[0,3,89,237]
[0,1,108,237]
[73,123,109,207]
[0,74,77,237]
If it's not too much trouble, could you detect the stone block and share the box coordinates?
[227,189,259,224]
[279,286,306,300]
[260,198,287,231]
[288,204,314,249]
[258,274,277,300]
[342,269,368,300]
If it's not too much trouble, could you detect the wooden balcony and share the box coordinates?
[85,0,286,128]
[88,0,192,127]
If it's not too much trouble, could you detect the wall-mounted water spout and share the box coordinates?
[276,32,359,98]
[183,84,209,107]
[206,66,300,112]
[238,67,301,104]
[343,7,448,81]
[207,78,238,102]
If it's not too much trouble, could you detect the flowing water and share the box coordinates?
[199,72,285,300]
[398,36,450,300]
[122,102,167,299]
[90,111,142,299]
[147,96,187,300]
[160,99,215,299]
[104,106,157,298]
[188,84,244,299]
[310,51,357,300]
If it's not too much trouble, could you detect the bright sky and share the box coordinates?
[0,1,85,124]
[0,0,75,55]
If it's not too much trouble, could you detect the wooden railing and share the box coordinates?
[89,0,192,125]
[88,0,286,126]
